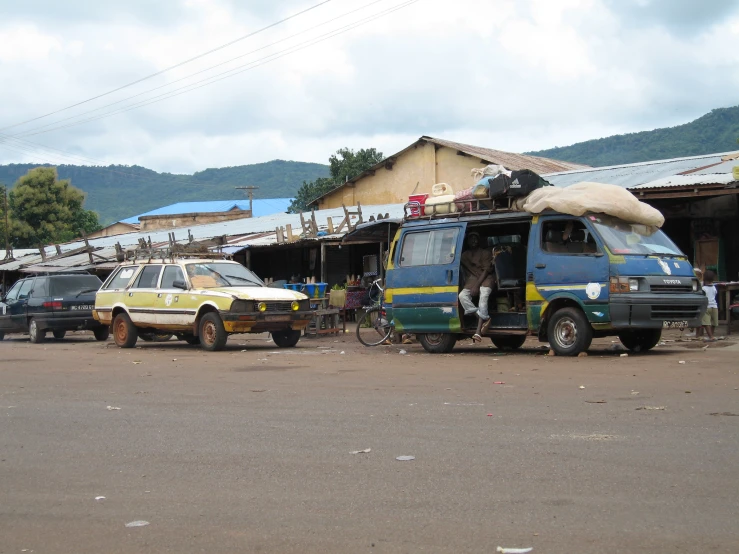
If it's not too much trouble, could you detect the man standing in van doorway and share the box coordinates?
[458,232,495,341]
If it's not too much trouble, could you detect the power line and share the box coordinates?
[0,0,333,132]
[16,0,422,139]
[9,0,389,138]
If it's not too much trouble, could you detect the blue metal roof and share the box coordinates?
[120,198,293,224]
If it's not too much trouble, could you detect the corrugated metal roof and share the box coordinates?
[543,151,735,189]
[629,173,738,190]
[691,160,739,175]
[0,203,406,266]
[120,198,293,224]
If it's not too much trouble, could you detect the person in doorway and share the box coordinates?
[701,270,719,342]
[458,232,495,342]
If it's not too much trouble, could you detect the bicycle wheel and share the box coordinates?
[356,307,393,347]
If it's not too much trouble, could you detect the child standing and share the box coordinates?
[701,270,719,342]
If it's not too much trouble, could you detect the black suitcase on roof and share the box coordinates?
[508,169,550,197]
[487,173,512,199]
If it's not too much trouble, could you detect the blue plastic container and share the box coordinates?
[317,283,327,298]
[304,283,317,297]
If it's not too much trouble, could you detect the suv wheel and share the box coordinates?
[199,312,227,351]
[29,318,45,344]
[93,327,110,341]
[113,313,138,348]
[53,330,66,340]
[272,329,301,348]
[547,307,593,356]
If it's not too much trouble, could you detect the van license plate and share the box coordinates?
[265,315,290,322]
[663,320,688,329]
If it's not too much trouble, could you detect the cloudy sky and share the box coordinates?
[0,0,737,174]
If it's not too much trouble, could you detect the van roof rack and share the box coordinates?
[403,197,517,222]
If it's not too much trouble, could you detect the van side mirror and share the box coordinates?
[172,280,188,290]
[593,251,604,257]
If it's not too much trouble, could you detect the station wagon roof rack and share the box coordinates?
[123,232,232,263]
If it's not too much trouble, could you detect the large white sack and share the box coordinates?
[514,182,665,227]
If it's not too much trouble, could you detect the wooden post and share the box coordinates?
[320,241,327,285]
[245,248,251,270]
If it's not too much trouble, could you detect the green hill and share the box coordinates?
[0,160,329,225]
[526,106,739,167]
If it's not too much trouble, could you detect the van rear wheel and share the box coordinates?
[418,333,456,354]
[491,335,527,350]
[618,329,661,353]
[547,307,592,356]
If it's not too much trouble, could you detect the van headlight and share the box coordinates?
[692,280,698,292]
[610,277,639,293]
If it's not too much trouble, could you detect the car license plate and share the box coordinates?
[663,320,689,329]
[265,315,290,322]
[70,305,93,310]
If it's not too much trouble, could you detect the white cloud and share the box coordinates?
[0,0,737,174]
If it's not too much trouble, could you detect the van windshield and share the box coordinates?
[587,214,683,256]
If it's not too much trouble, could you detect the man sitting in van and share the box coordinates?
[458,232,495,342]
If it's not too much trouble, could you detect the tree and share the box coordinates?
[8,167,102,248]
[289,147,384,213]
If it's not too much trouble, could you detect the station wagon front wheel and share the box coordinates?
[199,312,227,351]
[113,313,138,348]
[547,307,592,356]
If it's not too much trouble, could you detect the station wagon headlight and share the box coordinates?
[291,301,300,311]
[257,302,267,312]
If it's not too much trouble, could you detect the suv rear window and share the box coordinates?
[49,275,103,296]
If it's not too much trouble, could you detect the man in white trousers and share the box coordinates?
[458,232,495,341]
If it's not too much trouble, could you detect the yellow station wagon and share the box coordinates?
[93,254,313,351]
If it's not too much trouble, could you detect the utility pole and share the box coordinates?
[235,186,259,214]
[3,185,10,260]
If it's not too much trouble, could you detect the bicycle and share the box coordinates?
[355,277,394,347]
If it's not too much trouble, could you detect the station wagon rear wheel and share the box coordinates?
[547,307,592,356]
[28,318,45,344]
[199,312,227,351]
[113,312,138,348]
[418,333,456,354]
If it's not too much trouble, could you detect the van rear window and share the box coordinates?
[399,229,459,266]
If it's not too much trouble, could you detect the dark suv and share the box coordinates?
[0,273,110,343]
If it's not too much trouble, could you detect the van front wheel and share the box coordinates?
[418,333,456,354]
[547,307,592,356]
[618,329,661,353]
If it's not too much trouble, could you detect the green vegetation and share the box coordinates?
[0,160,329,225]
[2,167,101,248]
[527,106,739,167]
[288,147,384,213]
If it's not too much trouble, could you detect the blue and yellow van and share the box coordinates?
[358,209,707,356]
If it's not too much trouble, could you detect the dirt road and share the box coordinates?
[1,330,738,553]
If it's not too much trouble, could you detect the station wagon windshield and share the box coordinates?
[185,262,263,288]
[588,214,683,256]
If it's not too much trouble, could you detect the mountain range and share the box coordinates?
[1,106,737,225]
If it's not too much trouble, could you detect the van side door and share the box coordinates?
[386,222,466,333]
